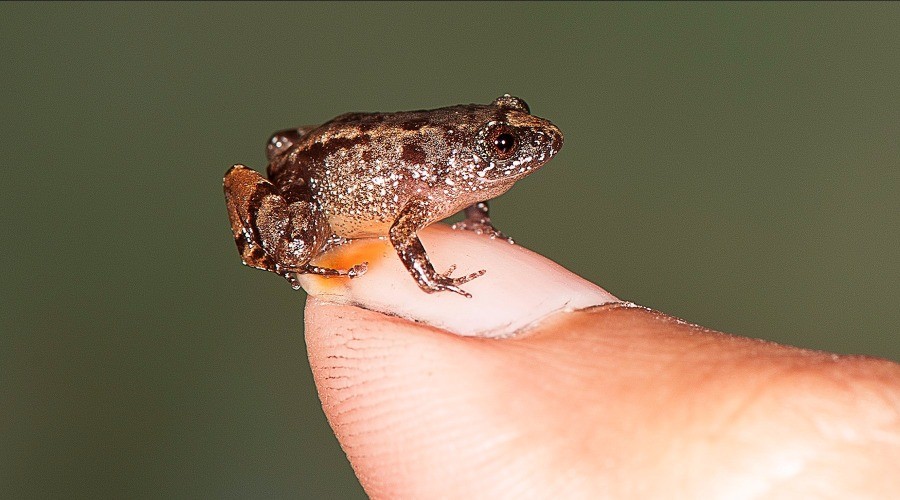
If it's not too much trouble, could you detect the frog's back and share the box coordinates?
[273,106,490,237]
[265,97,562,239]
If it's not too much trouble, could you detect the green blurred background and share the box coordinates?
[2,2,897,498]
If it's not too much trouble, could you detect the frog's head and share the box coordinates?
[468,95,563,188]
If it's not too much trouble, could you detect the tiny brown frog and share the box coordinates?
[223,95,563,297]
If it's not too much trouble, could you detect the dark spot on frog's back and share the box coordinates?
[324,136,361,151]
[332,113,386,131]
[298,136,363,165]
[400,118,429,131]
[401,141,427,164]
[332,112,368,123]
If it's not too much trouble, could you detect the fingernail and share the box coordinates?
[298,225,618,338]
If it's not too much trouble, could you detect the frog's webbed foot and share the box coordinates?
[281,262,369,290]
[391,199,486,298]
[451,201,515,244]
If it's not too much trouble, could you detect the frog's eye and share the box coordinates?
[495,132,515,153]
[492,94,530,114]
[489,126,518,160]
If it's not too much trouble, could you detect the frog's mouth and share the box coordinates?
[475,162,497,179]
[475,158,546,185]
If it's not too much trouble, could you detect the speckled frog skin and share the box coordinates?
[224,95,563,297]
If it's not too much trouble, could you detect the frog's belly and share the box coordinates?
[327,214,394,239]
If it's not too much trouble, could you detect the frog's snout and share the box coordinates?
[546,122,564,157]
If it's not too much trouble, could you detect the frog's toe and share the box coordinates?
[431,282,473,299]
[414,272,477,298]
[435,266,485,286]
[283,272,304,290]
[436,264,457,278]
[348,262,368,278]
[449,268,486,286]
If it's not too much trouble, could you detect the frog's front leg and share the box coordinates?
[451,201,514,243]
[390,199,486,298]
[223,165,366,289]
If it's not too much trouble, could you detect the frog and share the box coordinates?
[223,94,563,297]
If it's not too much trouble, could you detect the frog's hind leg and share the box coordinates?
[280,262,368,290]
[224,165,366,289]
[224,165,284,273]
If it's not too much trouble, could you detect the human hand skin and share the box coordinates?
[302,225,900,499]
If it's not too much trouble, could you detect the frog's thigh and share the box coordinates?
[223,165,283,272]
